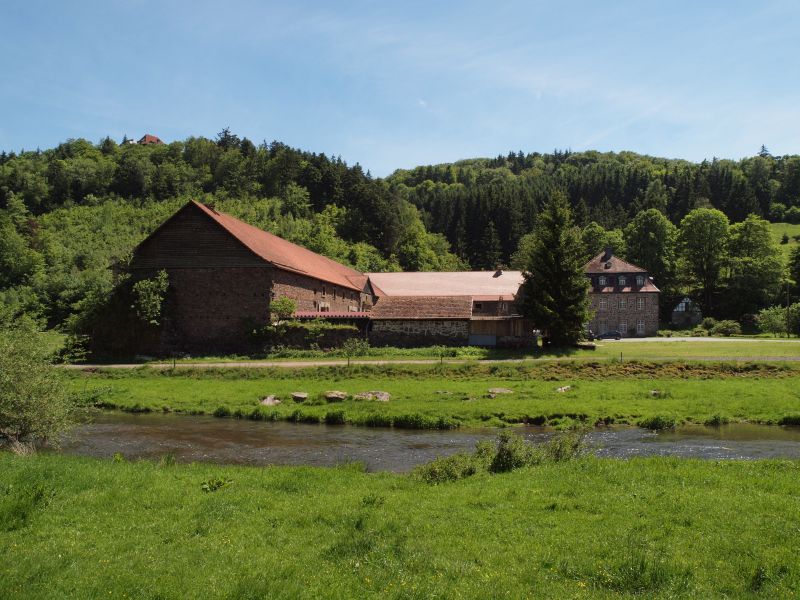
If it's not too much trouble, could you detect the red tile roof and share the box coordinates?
[138,134,164,145]
[593,281,661,293]
[585,252,647,274]
[367,271,524,298]
[371,296,473,319]
[192,201,367,291]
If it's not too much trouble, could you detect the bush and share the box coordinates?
[700,317,718,331]
[269,296,296,322]
[0,324,81,448]
[709,320,741,337]
[638,415,677,430]
[690,327,707,337]
[490,430,535,473]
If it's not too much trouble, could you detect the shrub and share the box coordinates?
[269,296,296,323]
[781,233,790,244]
[213,406,231,418]
[324,410,346,425]
[0,323,81,448]
[709,320,741,337]
[700,317,718,331]
[704,414,730,427]
[638,415,677,430]
[778,414,800,426]
[690,327,707,337]
[490,430,535,473]
[131,270,169,325]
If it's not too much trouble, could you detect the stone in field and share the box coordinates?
[354,391,391,402]
[291,392,308,403]
[325,391,348,402]
[260,395,281,406]
[556,385,572,393]
[488,388,514,395]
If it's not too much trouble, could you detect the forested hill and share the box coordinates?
[2,132,800,329]
[388,149,800,269]
[0,132,464,327]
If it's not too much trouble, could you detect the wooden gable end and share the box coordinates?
[129,203,266,270]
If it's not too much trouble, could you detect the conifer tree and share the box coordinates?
[519,192,590,346]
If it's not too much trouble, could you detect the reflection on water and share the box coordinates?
[60,412,800,472]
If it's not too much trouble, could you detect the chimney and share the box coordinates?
[602,246,613,261]
[494,264,504,277]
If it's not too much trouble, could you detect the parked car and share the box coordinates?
[596,330,622,340]
[588,330,622,340]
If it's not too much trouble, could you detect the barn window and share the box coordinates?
[475,302,483,310]
[322,285,326,297]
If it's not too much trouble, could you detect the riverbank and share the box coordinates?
[1,453,797,598]
[69,362,800,429]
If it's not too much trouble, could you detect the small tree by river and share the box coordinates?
[0,323,81,452]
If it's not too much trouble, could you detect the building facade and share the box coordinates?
[101,203,659,355]
[585,249,660,337]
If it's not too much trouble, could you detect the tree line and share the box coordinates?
[1,133,799,332]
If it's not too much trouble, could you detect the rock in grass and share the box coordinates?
[556,385,572,393]
[488,388,514,395]
[260,395,281,406]
[324,391,348,402]
[291,392,308,403]
[354,391,391,402]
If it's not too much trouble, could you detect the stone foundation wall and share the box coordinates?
[369,319,470,347]
[588,292,659,337]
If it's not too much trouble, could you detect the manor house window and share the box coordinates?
[637,297,645,310]
[618,275,627,286]
[598,276,608,286]
[599,298,608,310]
[637,319,645,334]
[636,275,645,286]
[619,298,627,310]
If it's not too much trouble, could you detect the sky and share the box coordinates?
[1,0,799,176]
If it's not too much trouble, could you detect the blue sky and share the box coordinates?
[1,0,798,175]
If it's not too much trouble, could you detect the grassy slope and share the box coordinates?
[71,363,800,427]
[769,221,800,260]
[0,454,798,599]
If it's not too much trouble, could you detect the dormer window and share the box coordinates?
[598,276,608,286]
[636,275,645,286]
[618,275,627,286]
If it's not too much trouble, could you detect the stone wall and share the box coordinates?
[369,319,470,347]
[588,292,659,337]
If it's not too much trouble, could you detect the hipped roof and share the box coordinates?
[367,271,524,298]
[189,201,367,291]
[585,252,647,274]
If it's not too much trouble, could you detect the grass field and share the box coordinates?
[769,221,800,260]
[133,338,800,365]
[0,453,798,598]
[70,362,800,428]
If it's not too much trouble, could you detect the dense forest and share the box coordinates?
[1,132,799,332]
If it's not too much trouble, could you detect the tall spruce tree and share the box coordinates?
[519,192,590,346]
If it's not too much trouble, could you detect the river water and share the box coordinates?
[59,412,800,472]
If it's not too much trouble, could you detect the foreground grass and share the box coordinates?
[0,453,798,598]
[70,362,800,428]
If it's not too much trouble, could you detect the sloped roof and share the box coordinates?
[585,252,647,274]
[594,280,660,293]
[191,201,367,291]
[138,134,164,145]
[366,271,524,298]
[371,296,473,319]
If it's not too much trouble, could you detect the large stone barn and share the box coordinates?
[121,201,371,353]
[585,248,660,337]
[98,202,659,355]
[367,271,533,347]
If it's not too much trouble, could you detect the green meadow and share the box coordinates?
[70,362,800,428]
[769,221,800,260]
[1,453,798,599]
